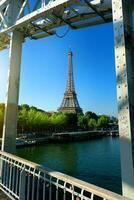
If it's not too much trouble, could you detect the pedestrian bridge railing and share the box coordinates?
[0,151,129,200]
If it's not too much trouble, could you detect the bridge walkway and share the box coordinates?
[0,189,10,200]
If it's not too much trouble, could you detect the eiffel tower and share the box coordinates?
[58,49,83,114]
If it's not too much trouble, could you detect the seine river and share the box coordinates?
[17,137,122,195]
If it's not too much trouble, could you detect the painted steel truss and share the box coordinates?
[1,0,134,199]
[0,0,113,50]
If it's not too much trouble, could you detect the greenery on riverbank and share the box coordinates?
[0,103,117,137]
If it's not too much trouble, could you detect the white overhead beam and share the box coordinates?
[0,0,10,7]
[0,0,133,51]
[0,0,79,34]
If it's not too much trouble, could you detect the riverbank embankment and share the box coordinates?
[0,130,119,147]
[2,130,118,147]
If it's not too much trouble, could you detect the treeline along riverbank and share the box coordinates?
[0,103,117,138]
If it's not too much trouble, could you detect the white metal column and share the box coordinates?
[1,31,23,154]
[112,0,134,198]
[1,0,23,154]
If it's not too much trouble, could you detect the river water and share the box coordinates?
[17,137,122,195]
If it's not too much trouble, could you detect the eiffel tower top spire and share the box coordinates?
[58,49,83,114]
[65,49,75,92]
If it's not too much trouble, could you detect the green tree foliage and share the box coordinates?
[88,119,97,129]
[18,107,28,133]
[0,103,5,112]
[97,115,109,128]
[0,103,114,137]
[50,112,67,132]
[85,111,98,120]
[77,115,88,129]
[0,109,4,137]
[66,113,78,130]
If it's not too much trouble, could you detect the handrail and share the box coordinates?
[0,150,130,200]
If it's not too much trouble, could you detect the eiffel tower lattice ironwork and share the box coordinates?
[58,49,83,114]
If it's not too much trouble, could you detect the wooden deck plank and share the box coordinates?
[0,189,11,200]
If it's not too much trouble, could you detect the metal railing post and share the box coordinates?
[19,168,26,200]
[0,151,130,200]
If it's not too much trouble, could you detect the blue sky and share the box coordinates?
[0,22,117,116]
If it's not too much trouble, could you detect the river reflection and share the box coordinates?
[17,137,122,194]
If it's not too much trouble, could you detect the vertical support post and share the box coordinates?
[19,169,26,200]
[112,0,134,198]
[1,31,23,154]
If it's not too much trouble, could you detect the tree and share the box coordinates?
[66,113,78,130]
[1,103,113,136]
[50,112,68,132]
[85,111,98,120]
[0,103,5,112]
[97,115,109,128]
[35,111,51,134]
[20,104,30,111]
[18,107,28,134]
[77,115,88,130]
[0,109,4,137]
[88,119,97,129]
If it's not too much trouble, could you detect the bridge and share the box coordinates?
[0,0,134,199]
[0,151,129,200]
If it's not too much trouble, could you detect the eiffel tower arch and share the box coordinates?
[58,49,83,114]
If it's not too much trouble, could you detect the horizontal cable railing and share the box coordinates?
[0,150,129,200]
